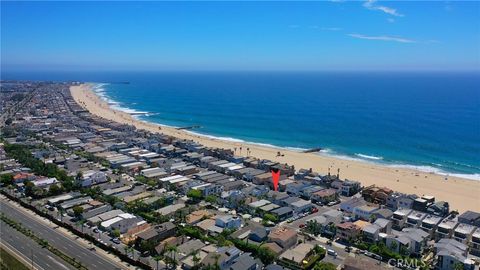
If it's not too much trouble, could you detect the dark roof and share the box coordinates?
[249,227,268,240]
[458,211,480,223]
[230,254,257,270]
[265,265,285,270]
[271,207,293,215]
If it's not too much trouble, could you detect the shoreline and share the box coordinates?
[70,83,480,212]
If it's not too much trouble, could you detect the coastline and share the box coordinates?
[70,83,480,212]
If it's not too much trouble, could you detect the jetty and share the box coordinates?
[176,125,202,130]
[303,147,322,153]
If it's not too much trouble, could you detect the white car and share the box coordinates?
[327,249,338,257]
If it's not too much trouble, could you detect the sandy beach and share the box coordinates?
[70,84,480,212]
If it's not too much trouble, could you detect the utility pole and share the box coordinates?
[31,248,34,270]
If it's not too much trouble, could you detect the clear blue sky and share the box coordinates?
[1,1,479,71]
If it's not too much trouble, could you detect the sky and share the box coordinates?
[1,1,479,71]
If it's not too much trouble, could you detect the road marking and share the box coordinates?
[0,241,44,270]
[47,255,71,270]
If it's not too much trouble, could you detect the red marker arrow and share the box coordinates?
[271,168,280,191]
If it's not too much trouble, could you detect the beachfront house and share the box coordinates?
[436,219,459,241]
[453,223,477,245]
[392,208,413,230]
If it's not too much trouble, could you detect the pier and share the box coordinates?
[303,147,322,153]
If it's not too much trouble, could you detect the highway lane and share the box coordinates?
[0,200,127,270]
[1,220,76,270]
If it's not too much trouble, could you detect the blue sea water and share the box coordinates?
[3,71,480,179]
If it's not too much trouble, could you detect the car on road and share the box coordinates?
[344,246,352,252]
[112,238,121,244]
[327,249,338,257]
[327,201,338,207]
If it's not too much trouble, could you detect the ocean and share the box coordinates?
[3,71,480,179]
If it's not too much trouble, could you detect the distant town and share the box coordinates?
[1,81,479,270]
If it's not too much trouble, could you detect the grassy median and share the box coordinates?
[0,247,30,270]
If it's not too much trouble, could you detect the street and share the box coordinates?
[0,198,129,270]
[1,220,76,270]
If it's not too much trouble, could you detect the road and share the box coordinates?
[0,199,129,270]
[1,220,76,270]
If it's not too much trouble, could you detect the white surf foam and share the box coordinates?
[355,153,384,160]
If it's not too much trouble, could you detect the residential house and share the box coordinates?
[436,219,459,241]
[285,181,311,197]
[136,222,176,247]
[470,228,480,256]
[299,186,324,200]
[100,213,145,234]
[340,180,361,197]
[426,201,449,217]
[392,208,413,230]
[271,207,294,221]
[248,226,268,242]
[336,222,361,243]
[311,188,337,205]
[362,186,393,205]
[373,218,392,234]
[363,224,381,243]
[401,228,430,257]
[289,199,313,214]
[420,215,443,239]
[201,246,241,270]
[340,197,366,213]
[268,227,297,250]
[353,205,379,221]
[453,223,476,245]
[386,192,417,210]
[458,211,480,227]
[215,215,242,230]
[434,239,475,270]
[406,211,428,228]
[77,170,107,187]
[278,243,315,270]
[230,253,262,270]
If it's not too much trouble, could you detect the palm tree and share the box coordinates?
[191,249,200,268]
[154,255,162,270]
[165,244,178,269]
[213,253,221,270]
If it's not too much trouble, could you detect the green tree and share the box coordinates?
[257,246,276,265]
[48,184,63,196]
[314,262,337,270]
[187,189,203,201]
[263,213,278,223]
[0,173,14,186]
[205,195,218,204]
[112,229,120,238]
[24,181,35,197]
[72,206,84,217]
[139,240,155,253]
